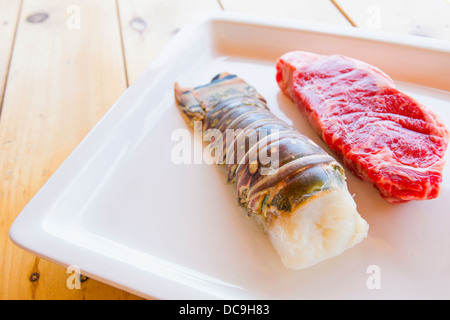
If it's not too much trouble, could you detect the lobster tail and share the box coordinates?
[174,73,368,270]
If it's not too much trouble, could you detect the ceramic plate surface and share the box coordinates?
[10,12,450,299]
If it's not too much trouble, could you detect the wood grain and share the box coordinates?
[0,0,22,111]
[0,0,140,299]
[333,0,450,41]
[117,0,221,85]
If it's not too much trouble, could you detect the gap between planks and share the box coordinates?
[216,0,225,11]
[115,0,130,88]
[330,0,358,27]
[0,0,23,119]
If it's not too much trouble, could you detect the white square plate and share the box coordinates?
[10,12,450,300]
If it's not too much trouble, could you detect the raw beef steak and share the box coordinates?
[276,51,449,203]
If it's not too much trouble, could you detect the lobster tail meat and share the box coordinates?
[174,73,368,270]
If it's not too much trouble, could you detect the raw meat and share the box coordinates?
[276,51,449,203]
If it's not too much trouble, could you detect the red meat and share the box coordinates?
[276,51,449,203]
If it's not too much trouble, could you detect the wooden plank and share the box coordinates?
[0,0,142,299]
[117,0,222,85]
[220,0,351,26]
[0,0,22,111]
[334,0,450,41]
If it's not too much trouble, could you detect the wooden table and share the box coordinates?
[0,0,448,300]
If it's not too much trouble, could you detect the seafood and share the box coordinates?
[174,73,368,270]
